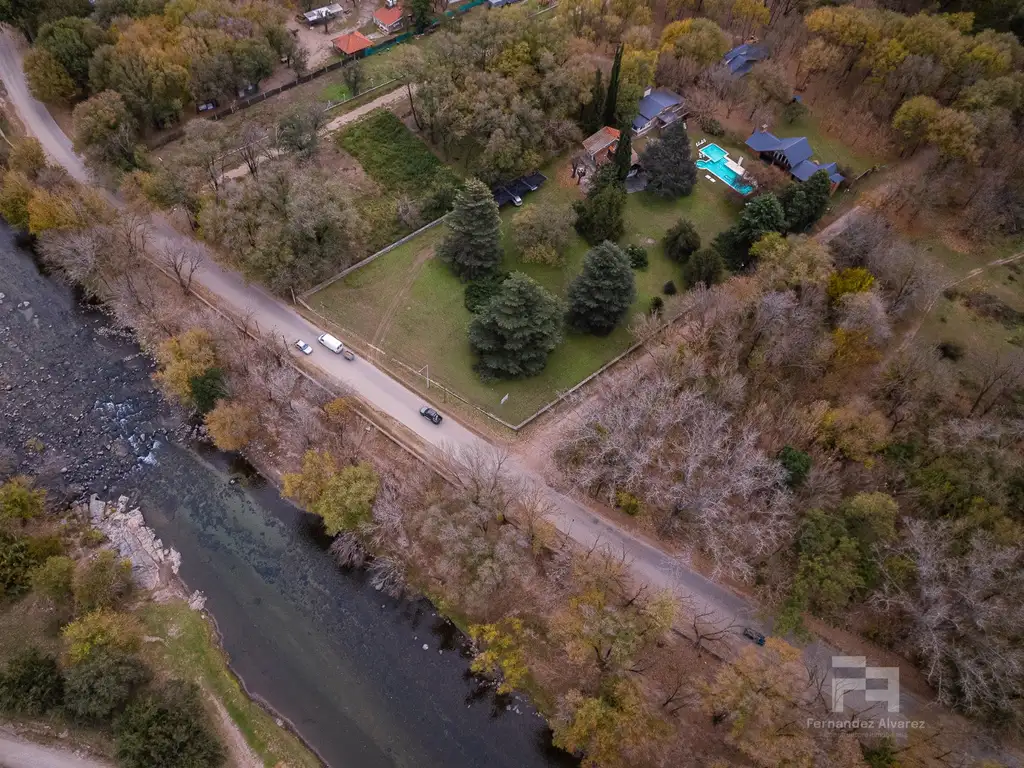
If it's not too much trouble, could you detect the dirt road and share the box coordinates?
[0,730,110,768]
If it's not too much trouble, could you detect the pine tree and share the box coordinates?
[580,69,605,136]
[573,165,626,245]
[469,273,563,379]
[612,127,632,182]
[639,120,697,199]
[603,44,623,127]
[438,178,502,281]
[567,242,636,335]
[780,170,832,232]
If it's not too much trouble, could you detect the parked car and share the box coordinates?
[295,339,313,355]
[419,406,443,425]
[742,627,766,646]
[317,333,344,353]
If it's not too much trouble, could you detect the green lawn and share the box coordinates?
[309,156,743,425]
[783,112,885,175]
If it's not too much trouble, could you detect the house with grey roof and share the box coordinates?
[745,130,845,192]
[723,43,769,78]
[631,88,686,136]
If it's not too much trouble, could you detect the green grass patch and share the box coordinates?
[309,155,742,424]
[783,112,884,175]
[321,82,351,102]
[139,601,321,768]
[338,109,455,193]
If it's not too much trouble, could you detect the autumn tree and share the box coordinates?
[35,16,107,93]
[639,119,696,198]
[31,555,75,609]
[512,203,576,266]
[73,549,132,613]
[153,329,219,408]
[438,178,502,281]
[23,48,76,103]
[554,678,667,768]
[283,451,379,535]
[8,138,47,178]
[468,618,529,694]
[567,241,636,335]
[703,638,817,767]
[205,400,259,451]
[469,273,563,379]
[751,232,833,289]
[72,90,139,170]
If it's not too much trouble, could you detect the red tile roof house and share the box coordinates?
[332,30,374,57]
[373,6,405,34]
[581,126,640,170]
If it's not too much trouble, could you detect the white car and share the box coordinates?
[294,339,313,355]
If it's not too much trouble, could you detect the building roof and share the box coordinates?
[745,131,813,167]
[374,6,403,26]
[724,43,769,77]
[332,30,373,55]
[582,126,620,156]
[304,3,343,22]
[791,159,845,184]
[636,88,684,122]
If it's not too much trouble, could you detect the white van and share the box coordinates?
[317,333,344,353]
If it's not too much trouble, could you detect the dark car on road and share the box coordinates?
[419,406,443,425]
[742,627,766,646]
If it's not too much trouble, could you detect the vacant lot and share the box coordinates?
[308,154,742,424]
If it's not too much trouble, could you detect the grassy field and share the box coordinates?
[308,155,743,424]
[140,601,321,768]
[785,111,885,175]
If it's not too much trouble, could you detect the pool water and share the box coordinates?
[697,143,754,195]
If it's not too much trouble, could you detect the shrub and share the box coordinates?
[827,267,875,302]
[0,649,63,715]
[664,218,701,263]
[32,555,75,606]
[0,531,33,598]
[187,367,227,415]
[782,100,808,124]
[625,244,648,270]
[698,116,724,136]
[0,476,46,524]
[115,680,225,768]
[464,273,508,313]
[512,203,575,266]
[778,446,812,488]
[615,490,644,516]
[574,165,626,245]
[938,341,965,361]
[64,648,149,723]
[682,248,724,288]
[663,281,677,295]
[26,534,64,562]
[649,296,664,315]
[62,609,143,665]
[74,549,133,613]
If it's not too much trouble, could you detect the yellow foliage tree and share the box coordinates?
[282,449,337,509]
[62,609,143,664]
[8,138,48,178]
[153,329,218,405]
[205,400,259,451]
[702,637,817,768]
[468,618,530,694]
[0,171,34,231]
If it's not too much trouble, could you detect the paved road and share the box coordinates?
[0,730,110,768]
[0,29,962,734]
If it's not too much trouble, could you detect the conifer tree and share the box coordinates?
[438,178,502,281]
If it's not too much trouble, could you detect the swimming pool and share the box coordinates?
[697,143,754,195]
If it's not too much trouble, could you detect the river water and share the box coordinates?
[0,226,573,768]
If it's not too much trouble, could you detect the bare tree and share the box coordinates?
[159,242,203,295]
[237,123,269,180]
[967,349,1024,416]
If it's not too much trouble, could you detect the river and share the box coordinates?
[0,225,574,768]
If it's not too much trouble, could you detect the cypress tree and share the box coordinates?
[469,273,563,380]
[437,178,502,281]
[581,69,605,136]
[612,127,632,182]
[663,217,701,262]
[566,241,636,335]
[682,248,725,287]
[573,165,626,245]
[603,44,623,127]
